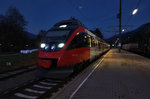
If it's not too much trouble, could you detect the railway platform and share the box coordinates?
[51,49,150,99]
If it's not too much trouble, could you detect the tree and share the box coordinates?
[0,15,5,40]
[6,6,27,30]
[0,6,28,52]
[93,28,104,39]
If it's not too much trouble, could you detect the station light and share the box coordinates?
[132,8,138,15]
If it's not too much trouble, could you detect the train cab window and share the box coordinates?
[67,32,90,49]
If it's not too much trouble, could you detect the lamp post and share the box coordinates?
[118,0,122,53]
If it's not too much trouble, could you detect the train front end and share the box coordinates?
[37,18,83,69]
[37,28,71,69]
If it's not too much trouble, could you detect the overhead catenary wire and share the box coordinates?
[66,0,118,30]
[136,0,142,8]
[66,0,96,28]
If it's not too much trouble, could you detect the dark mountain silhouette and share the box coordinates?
[24,31,36,39]
[106,23,150,45]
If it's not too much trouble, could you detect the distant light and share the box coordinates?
[40,43,46,48]
[112,44,115,47]
[76,33,79,35]
[59,25,67,28]
[132,8,138,15]
[79,5,83,9]
[26,45,28,47]
[0,43,2,46]
[58,43,64,48]
[122,29,125,32]
[118,43,121,47]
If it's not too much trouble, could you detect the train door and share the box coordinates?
[90,37,96,61]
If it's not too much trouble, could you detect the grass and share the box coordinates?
[0,52,38,72]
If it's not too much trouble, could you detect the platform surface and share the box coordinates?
[51,49,150,99]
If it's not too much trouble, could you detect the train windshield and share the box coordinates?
[43,30,70,42]
[41,30,71,52]
[46,30,69,37]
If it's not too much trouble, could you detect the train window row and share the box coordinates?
[67,32,108,50]
[67,32,89,49]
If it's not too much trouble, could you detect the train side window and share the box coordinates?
[67,32,89,50]
[98,41,101,49]
[91,37,95,47]
[67,34,80,49]
[80,32,89,47]
[87,35,91,47]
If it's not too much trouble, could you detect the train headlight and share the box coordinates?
[40,43,46,48]
[58,43,64,48]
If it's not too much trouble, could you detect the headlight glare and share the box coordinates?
[40,43,46,48]
[58,43,64,48]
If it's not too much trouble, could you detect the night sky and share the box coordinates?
[0,0,149,39]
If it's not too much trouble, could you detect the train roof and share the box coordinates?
[50,18,86,30]
[87,30,104,41]
[54,18,85,27]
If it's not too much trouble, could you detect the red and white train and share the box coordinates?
[37,18,110,71]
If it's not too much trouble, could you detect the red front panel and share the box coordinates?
[37,49,64,68]
[38,59,52,68]
[38,49,63,59]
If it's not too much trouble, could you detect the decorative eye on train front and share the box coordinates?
[51,44,56,51]
[58,43,64,48]
[40,43,46,48]
[45,44,50,50]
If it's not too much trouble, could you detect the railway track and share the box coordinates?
[0,73,74,99]
[0,65,36,81]
[0,51,109,99]
[0,65,75,99]
[0,61,97,99]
